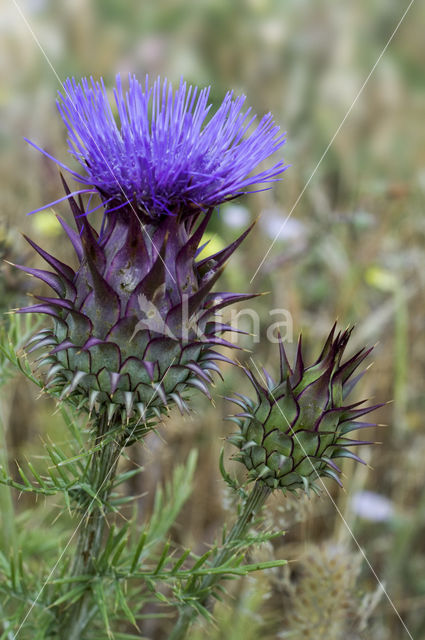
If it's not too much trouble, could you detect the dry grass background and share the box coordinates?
[1,1,425,638]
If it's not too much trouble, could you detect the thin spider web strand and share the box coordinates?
[250,0,415,284]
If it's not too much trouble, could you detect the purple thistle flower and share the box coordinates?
[18,74,289,435]
[29,75,287,219]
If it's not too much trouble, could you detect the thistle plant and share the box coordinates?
[20,74,286,427]
[169,327,380,638]
[0,74,381,639]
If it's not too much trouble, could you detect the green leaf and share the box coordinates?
[0,315,42,386]
[111,536,129,567]
[109,524,129,568]
[50,575,91,585]
[9,554,19,592]
[97,524,118,570]
[51,584,88,607]
[219,448,239,491]
[112,467,144,488]
[191,550,213,571]
[26,461,46,488]
[153,541,171,574]
[145,450,197,551]
[130,531,147,573]
[92,579,112,637]
[109,495,140,507]
[60,405,84,447]
[171,549,191,574]
[115,582,139,629]
[191,599,211,621]
[152,590,169,604]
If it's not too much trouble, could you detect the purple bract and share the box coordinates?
[18,181,257,434]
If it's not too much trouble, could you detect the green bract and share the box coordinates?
[227,327,380,493]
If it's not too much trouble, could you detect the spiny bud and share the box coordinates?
[227,326,381,493]
[17,190,256,434]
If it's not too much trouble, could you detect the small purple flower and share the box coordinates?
[30,75,287,219]
[351,490,394,522]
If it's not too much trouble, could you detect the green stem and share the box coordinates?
[169,481,271,640]
[0,397,16,640]
[57,412,123,639]
[0,392,15,555]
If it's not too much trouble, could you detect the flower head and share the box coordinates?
[46,75,286,219]
[227,326,381,493]
[18,183,256,438]
[19,74,287,437]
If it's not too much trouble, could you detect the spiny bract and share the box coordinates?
[227,326,381,493]
[17,185,256,437]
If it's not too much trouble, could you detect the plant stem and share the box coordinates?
[0,392,15,554]
[0,398,16,640]
[57,411,123,639]
[169,481,271,640]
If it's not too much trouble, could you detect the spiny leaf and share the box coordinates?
[153,541,171,574]
[109,494,140,507]
[130,531,147,573]
[9,554,20,592]
[16,465,32,489]
[152,590,169,604]
[0,467,56,496]
[26,461,46,489]
[191,599,212,621]
[141,450,198,558]
[171,549,191,574]
[112,467,144,489]
[114,582,139,629]
[111,535,129,567]
[218,447,240,492]
[97,524,118,570]
[191,550,213,571]
[60,405,84,447]
[51,584,88,607]
[92,579,112,638]
[0,314,42,385]
[50,576,91,585]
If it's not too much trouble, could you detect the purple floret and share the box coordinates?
[39,74,287,218]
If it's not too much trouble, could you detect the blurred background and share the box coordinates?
[1,0,424,638]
